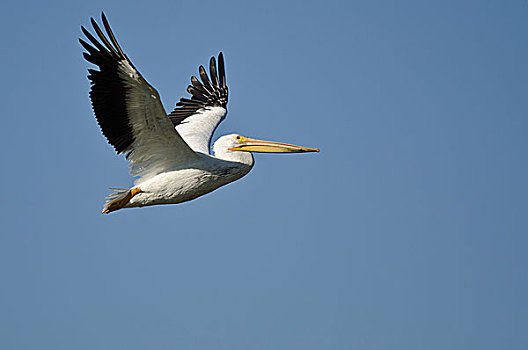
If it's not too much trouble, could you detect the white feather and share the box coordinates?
[175,106,227,154]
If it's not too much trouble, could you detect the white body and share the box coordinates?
[128,150,253,208]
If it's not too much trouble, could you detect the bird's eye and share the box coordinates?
[235,135,241,141]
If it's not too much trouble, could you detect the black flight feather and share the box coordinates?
[80,12,135,154]
[168,52,228,126]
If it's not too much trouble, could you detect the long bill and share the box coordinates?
[228,136,320,153]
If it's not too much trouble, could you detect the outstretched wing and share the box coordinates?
[79,12,199,182]
[168,53,229,154]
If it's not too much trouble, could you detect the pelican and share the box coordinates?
[80,13,319,214]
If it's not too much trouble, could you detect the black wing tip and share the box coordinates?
[80,25,94,42]
[80,12,136,156]
[90,17,98,29]
[169,52,228,126]
[100,11,109,26]
[90,12,108,29]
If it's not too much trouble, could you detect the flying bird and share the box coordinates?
[80,13,319,214]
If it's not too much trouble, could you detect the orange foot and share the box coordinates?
[102,188,142,214]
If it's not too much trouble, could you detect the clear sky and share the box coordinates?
[0,0,527,349]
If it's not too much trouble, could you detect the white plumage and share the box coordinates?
[80,13,318,213]
[175,106,227,154]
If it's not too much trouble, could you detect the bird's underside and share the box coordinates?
[103,155,253,213]
[80,13,319,214]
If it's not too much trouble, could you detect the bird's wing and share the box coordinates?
[168,53,229,154]
[80,13,200,183]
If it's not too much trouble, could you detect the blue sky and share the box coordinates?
[1,0,527,349]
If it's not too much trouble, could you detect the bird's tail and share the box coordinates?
[102,188,141,214]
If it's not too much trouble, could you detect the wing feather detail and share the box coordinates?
[80,12,199,182]
[168,53,229,154]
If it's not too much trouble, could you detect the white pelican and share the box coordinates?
[80,13,319,214]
